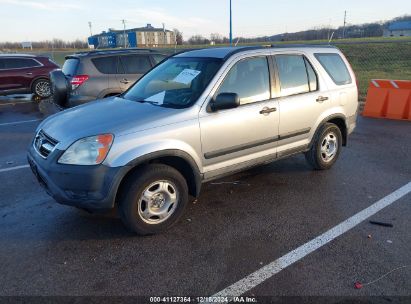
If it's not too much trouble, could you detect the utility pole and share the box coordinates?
[88,21,93,37]
[343,10,347,39]
[229,0,233,46]
[163,23,166,46]
[122,19,127,48]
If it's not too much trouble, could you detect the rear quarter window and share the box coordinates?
[62,58,79,76]
[315,53,352,85]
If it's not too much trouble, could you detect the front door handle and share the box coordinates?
[260,107,277,115]
[26,72,33,75]
[316,96,329,103]
[120,79,131,84]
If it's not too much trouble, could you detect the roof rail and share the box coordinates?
[270,43,337,48]
[222,46,267,60]
[72,48,160,56]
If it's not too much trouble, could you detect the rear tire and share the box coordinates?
[118,164,189,235]
[305,123,342,170]
[32,79,51,99]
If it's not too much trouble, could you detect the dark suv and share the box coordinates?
[0,54,59,98]
[51,49,168,108]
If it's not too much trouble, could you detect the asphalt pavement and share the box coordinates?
[0,98,410,302]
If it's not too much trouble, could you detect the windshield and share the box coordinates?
[123,57,223,108]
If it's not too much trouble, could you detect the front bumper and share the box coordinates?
[27,145,129,210]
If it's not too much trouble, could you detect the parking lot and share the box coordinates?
[0,98,410,301]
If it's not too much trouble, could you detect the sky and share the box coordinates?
[0,0,410,42]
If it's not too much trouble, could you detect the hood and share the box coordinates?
[39,97,195,149]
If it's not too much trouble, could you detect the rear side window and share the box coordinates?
[92,56,118,74]
[0,59,5,69]
[275,55,309,96]
[315,53,351,85]
[62,58,79,76]
[2,58,41,69]
[119,55,152,74]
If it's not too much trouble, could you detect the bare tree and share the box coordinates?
[210,33,223,44]
[173,28,184,45]
[188,35,210,45]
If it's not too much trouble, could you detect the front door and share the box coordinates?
[199,56,280,178]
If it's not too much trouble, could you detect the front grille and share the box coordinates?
[33,130,58,158]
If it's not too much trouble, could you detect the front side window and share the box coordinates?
[275,55,311,97]
[119,55,152,74]
[216,57,270,105]
[315,53,352,85]
[123,57,223,108]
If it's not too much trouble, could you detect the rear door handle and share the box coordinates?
[316,96,329,103]
[120,79,131,84]
[26,72,33,75]
[260,107,277,115]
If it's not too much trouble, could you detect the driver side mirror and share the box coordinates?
[210,93,240,112]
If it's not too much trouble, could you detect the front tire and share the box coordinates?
[32,79,51,99]
[119,164,189,235]
[305,123,342,170]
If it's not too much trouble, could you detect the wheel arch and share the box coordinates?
[310,114,348,148]
[116,150,202,205]
[30,76,50,92]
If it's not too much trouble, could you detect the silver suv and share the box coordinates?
[28,46,358,235]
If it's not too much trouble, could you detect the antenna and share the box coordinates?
[329,32,335,44]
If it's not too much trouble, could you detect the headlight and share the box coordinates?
[58,134,114,165]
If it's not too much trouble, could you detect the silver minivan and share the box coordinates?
[28,45,358,235]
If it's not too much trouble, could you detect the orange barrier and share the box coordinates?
[363,79,411,121]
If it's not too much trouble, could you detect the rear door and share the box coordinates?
[272,53,326,155]
[0,59,9,92]
[117,54,152,91]
[89,55,118,97]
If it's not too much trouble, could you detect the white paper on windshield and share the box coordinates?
[173,69,201,85]
[145,91,165,104]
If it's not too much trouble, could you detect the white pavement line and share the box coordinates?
[0,165,30,173]
[0,119,41,127]
[0,101,34,106]
[213,181,411,298]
